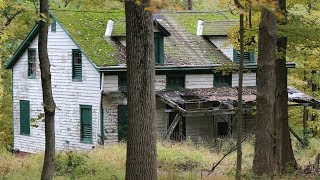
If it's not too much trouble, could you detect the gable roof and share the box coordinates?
[6,10,237,69]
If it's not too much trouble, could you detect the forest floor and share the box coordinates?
[0,137,319,179]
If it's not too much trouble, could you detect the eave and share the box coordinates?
[5,24,39,69]
[98,62,296,74]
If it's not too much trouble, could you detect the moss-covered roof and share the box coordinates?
[51,10,125,66]
[164,11,237,34]
[50,10,236,67]
[112,21,126,37]
[202,20,237,35]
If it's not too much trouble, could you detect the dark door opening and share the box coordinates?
[118,105,128,142]
[217,122,228,137]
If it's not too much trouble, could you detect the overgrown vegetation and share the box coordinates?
[0,138,319,179]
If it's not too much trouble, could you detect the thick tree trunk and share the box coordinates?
[125,0,157,179]
[252,8,277,176]
[275,0,297,172]
[39,0,56,179]
[236,13,244,180]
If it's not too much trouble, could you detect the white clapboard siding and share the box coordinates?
[156,75,166,91]
[103,75,118,91]
[12,23,100,153]
[232,73,256,87]
[208,36,233,60]
[102,95,127,144]
[186,116,214,140]
[155,100,168,136]
[186,74,213,89]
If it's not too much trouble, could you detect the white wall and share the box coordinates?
[209,36,233,60]
[12,23,100,153]
[186,74,213,89]
[232,73,256,87]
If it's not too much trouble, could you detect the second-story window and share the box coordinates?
[28,48,36,78]
[214,72,232,87]
[72,49,82,81]
[166,74,185,90]
[51,19,56,32]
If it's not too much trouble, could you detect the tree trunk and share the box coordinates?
[125,1,157,179]
[39,0,56,179]
[275,0,297,172]
[236,13,244,180]
[252,8,277,176]
[186,0,193,10]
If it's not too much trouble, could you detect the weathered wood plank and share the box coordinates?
[164,114,181,140]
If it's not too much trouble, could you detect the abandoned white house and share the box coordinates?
[6,10,317,153]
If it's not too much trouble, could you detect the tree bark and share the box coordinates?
[275,0,297,172]
[39,0,56,179]
[125,0,157,179]
[252,8,277,176]
[186,0,193,10]
[236,13,244,180]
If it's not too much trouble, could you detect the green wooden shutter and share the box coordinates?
[20,100,30,135]
[72,49,82,81]
[118,73,127,92]
[154,32,164,64]
[118,105,128,142]
[80,105,92,143]
[250,51,255,62]
[51,19,56,32]
[233,49,255,63]
[233,49,238,62]
[154,36,160,64]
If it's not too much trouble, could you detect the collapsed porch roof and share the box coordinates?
[156,86,320,117]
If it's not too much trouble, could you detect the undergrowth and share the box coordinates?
[0,137,319,179]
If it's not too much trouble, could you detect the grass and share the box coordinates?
[0,137,319,179]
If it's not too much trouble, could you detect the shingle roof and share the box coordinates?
[7,10,238,69]
[202,20,237,36]
[53,10,237,66]
[52,10,125,66]
[158,13,231,65]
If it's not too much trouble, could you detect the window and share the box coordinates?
[28,48,36,78]
[118,105,128,142]
[233,49,254,63]
[154,32,164,64]
[51,19,56,32]
[20,100,30,135]
[80,105,92,143]
[72,49,82,81]
[118,73,127,92]
[166,75,185,90]
[214,72,232,87]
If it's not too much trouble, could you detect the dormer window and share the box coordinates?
[28,48,36,78]
[154,32,164,64]
[233,49,254,63]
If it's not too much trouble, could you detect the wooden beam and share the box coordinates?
[157,95,186,115]
[164,114,181,140]
[289,126,305,146]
